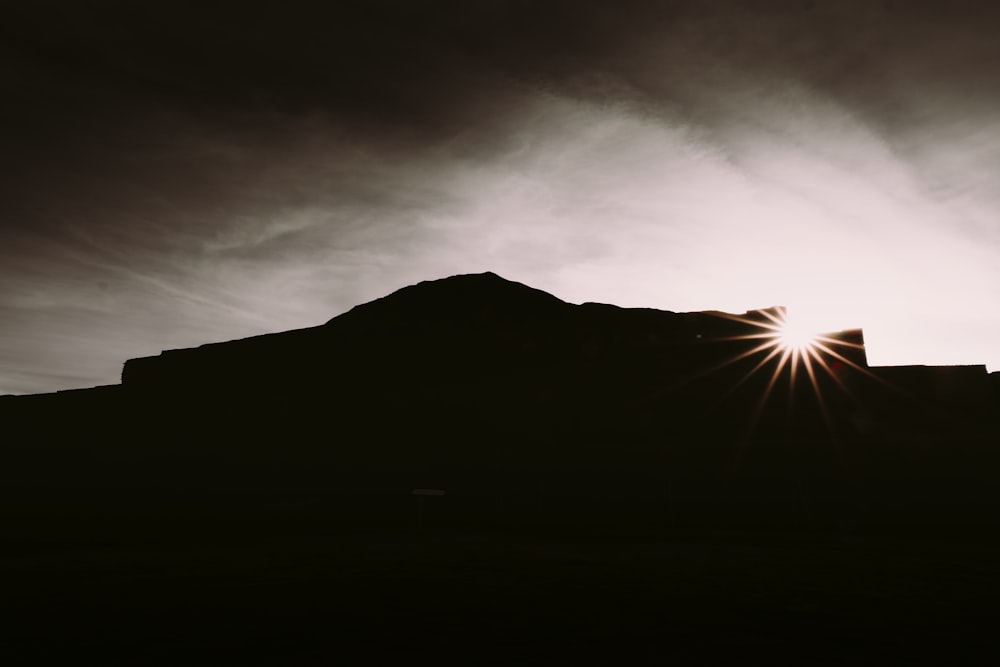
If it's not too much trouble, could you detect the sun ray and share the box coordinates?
[801,346,831,425]
[814,333,866,351]
[728,343,794,472]
[788,347,800,386]
[710,342,788,411]
[757,308,788,328]
[640,337,781,405]
[809,349,853,396]
[638,306,880,473]
[730,310,853,435]
[686,305,887,477]
[765,346,795,408]
[810,339,886,385]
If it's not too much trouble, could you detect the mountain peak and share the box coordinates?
[326,271,566,325]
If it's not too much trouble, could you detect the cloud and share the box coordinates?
[399,83,1000,370]
[3,1,1000,392]
[7,70,1000,394]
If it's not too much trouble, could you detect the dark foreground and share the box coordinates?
[4,523,998,666]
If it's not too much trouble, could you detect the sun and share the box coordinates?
[777,316,820,352]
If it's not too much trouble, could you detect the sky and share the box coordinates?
[3,0,1000,394]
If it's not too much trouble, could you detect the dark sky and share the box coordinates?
[3,0,1000,394]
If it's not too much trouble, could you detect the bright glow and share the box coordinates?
[777,316,820,352]
[700,306,886,447]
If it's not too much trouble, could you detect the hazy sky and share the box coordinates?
[3,0,1000,394]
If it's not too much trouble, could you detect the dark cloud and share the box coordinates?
[6,1,1000,156]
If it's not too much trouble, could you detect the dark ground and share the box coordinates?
[4,522,998,666]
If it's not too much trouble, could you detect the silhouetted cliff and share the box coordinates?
[2,272,998,540]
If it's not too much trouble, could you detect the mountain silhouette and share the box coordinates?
[5,272,1000,664]
[2,271,999,539]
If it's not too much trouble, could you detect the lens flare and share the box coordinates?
[777,316,819,352]
[684,306,882,441]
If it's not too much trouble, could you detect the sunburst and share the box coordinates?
[637,306,882,436]
[696,307,880,434]
[623,305,896,490]
[775,316,820,353]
